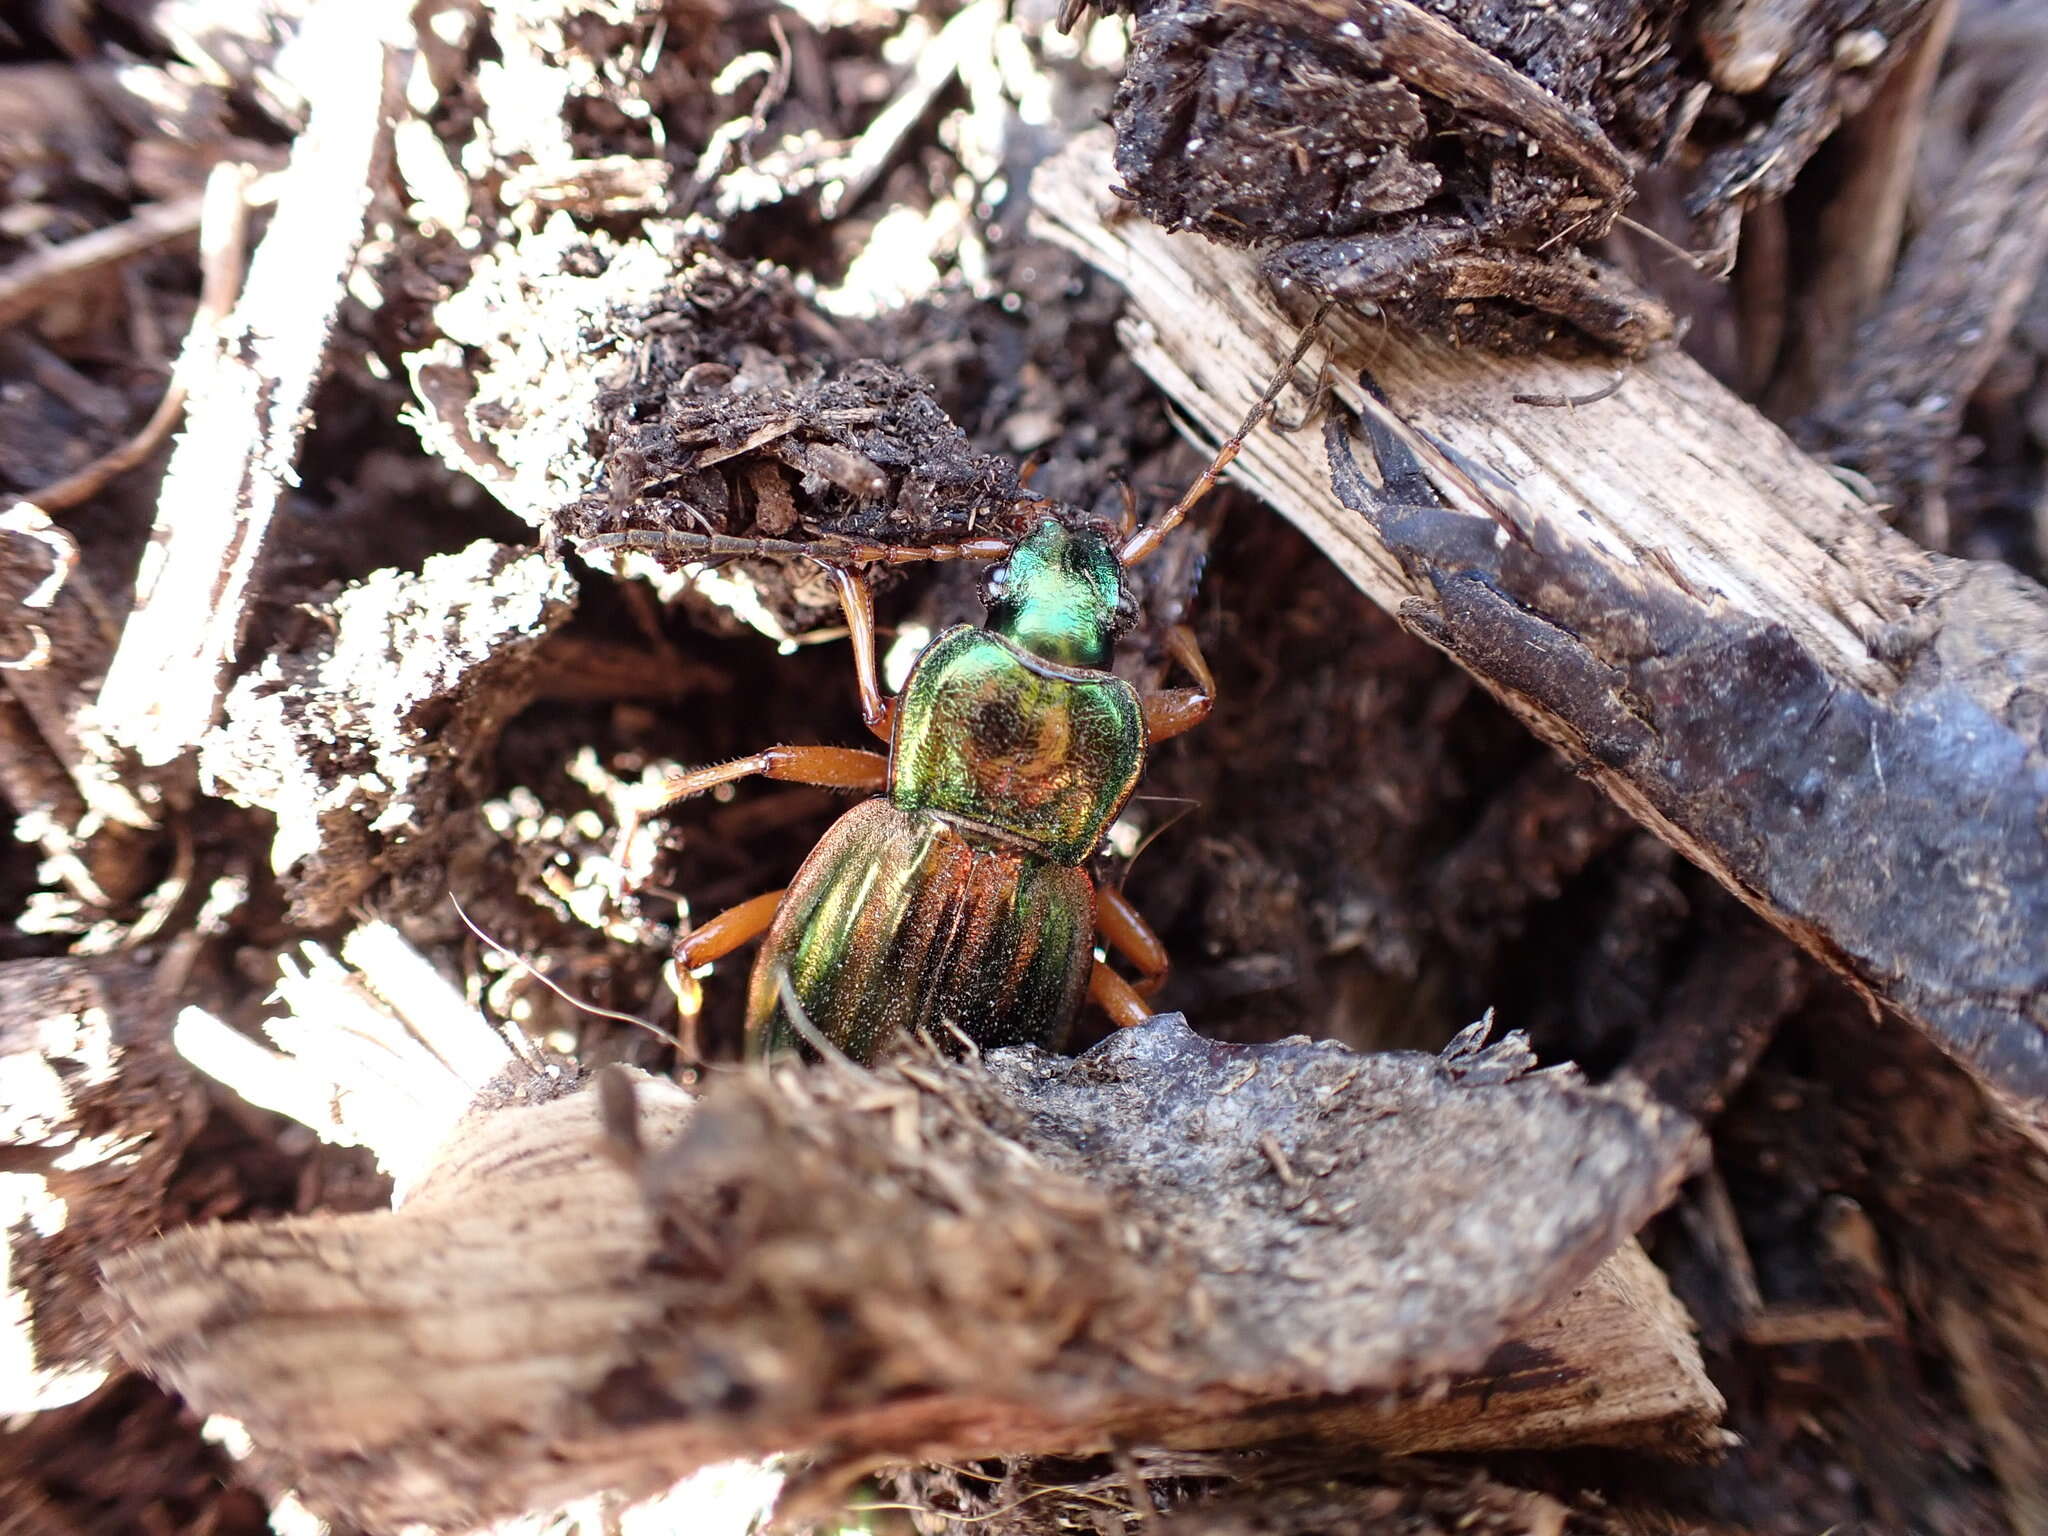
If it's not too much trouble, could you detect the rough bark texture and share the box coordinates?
[1077,0,1942,349]
[196,541,576,927]
[103,1013,1715,1533]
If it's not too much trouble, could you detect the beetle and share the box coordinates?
[583,318,1325,1062]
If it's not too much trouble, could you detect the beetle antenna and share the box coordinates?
[448,893,684,1050]
[580,528,1013,570]
[1119,300,1331,567]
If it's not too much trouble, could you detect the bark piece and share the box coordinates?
[1,955,196,1412]
[196,541,575,928]
[0,192,206,335]
[105,1013,1713,1532]
[1033,129,2048,1150]
[976,1019,1697,1392]
[413,217,1024,639]
[0,505,154,911]
[946,1456,1578,1536]
[1077,0,1945,352]
[1684,0,1943,258]
[1769,0,1957,411]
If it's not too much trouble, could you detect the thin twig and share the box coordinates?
[22,164,261,513]
[0,195,203,333]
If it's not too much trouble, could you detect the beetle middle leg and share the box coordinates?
[610,743,887,899]
[1140,624,1216,745]
[1088,961,1154,1030]
[630,742,886,821]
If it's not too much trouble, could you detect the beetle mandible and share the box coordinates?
[585,317,1325,1063]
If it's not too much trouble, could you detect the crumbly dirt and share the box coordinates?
[4,1,2047,1533]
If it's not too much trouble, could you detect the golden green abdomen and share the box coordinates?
[747,799,1095,1060]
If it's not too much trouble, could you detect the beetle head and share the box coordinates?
[980,516,1134,669]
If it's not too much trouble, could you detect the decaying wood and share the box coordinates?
[1,954,196,1413]
[1770,0,1958,413]
[195,541,575,928]
[103,920,1716,1533]
[1799,20,2048,547]
[901,1452,1581,1535]
[167,920,534,1197]
[17,1,2047,1530]
[0,504,156,917]
[1684,0,1945,263]
[18,159,259,516]
[93,3,412,770]
[1085,0,1678,354]
[1033,129,2048,1148]
[0,191,209,337]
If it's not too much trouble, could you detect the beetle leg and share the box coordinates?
[671,888,787,1062]
[1140,624,1216,744]
[675,888,786,969]
[1096,884,1168,997]
[1088,960,1155,1030]
[643,745,886,814]
[825,566,893,737]
[613,745,888,883]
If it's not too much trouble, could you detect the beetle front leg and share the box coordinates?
[825,566,895,741]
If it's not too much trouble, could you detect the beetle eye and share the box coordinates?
[978,563,1009,608]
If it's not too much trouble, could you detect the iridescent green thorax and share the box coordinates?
[983,518,1129,669]
[890,625,1144,865]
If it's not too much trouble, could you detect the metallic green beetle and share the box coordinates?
[586,319,1320,1061]
[595,514,1211,1061]
[738,520,1156,1059]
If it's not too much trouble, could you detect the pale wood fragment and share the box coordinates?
[0,193,207,334]
[95,0,413,768]
[1,955,197,1412]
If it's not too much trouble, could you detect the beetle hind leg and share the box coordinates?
[1091,884,1171,1029]
[1096,883,1169,997]
[675,888,786,969]
[666,888,787,1061]
[1088,961,1155,1030]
